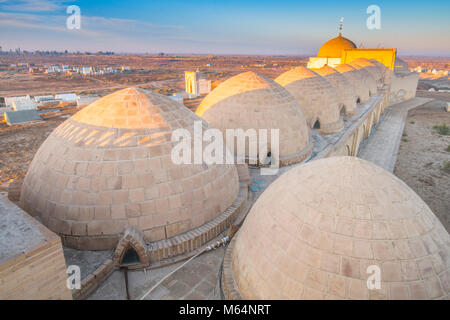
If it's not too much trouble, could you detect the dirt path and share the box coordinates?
[394,101,450,231]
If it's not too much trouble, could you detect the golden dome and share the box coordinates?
[317,34,357,58]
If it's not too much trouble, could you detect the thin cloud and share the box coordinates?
[0,0,68,12]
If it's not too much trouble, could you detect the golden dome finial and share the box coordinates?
[339,17,344,35]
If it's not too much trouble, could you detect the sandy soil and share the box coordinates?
[394,102,450,231]
[0,119,64,186]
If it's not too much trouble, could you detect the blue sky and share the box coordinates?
[0,0,449,56]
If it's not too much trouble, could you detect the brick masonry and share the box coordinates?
[196,71,313,163]
[19,88,241,251]
[0,196,72,300]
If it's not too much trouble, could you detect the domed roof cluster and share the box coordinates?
[314,65,358,116]
[349,61,378,96]
[275,67,344,134]
[230,157,450,300]
[317,34,357,58]
[20,87,240,250]
[334,64,371,104]
[350,58,384,88]
[196,71,313,165]
[370,59,390,85]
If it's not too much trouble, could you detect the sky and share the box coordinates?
[0,0,449,56]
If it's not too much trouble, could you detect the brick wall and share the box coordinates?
[0,237,72,300]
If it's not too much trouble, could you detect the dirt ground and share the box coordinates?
[394,102,450,231]
[0,119,64,189]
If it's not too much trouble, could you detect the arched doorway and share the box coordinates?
[121,246,141,265]
[340,105,346,118]
[313,120,320,129]
[113,227,149,268]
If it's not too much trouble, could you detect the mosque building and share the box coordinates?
[307,19,357,69]
[307,20,419,106]
[0,23,444,300]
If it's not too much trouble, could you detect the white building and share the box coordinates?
[55,93,78,102]
[80,67,92,75]
[11,98,36,111]
[34,95,55,103]
[185,70,211,97]
[5,95,33,109]
[198,78,211,95]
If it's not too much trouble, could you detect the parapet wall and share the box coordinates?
[389,72,419,106]
[0,196,72,300]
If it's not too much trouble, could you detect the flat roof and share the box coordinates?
[0,195,46,265]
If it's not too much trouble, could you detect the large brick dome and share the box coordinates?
[350,58,384,88]
[196,71,313,166]
[349,61,378,96]
[228,157,450,300]
[314,65,358,116]
[20,87,240,250]
[334,64,371,104]
[275,67,344,134]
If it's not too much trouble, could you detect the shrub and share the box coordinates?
[433,123,450,136]
[442,161,450,174]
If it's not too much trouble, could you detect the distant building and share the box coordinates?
[5,95,36,111]
[198,78,211,95]
[80,66,92,75]
[34,95,55,103]
[4,109,41,125]
[55,93,78,102]
[185,70,211,97]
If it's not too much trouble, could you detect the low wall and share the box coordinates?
[389,72,419,106]
[0,196,72,300]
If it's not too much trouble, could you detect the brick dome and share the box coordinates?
[350,58,384,88]
[370,59,391,85]
[314,65,358,116]
[334,64,371,104]
[275,67,344,134]
[20,87,240,250]
[349,61,378,96]
[196,71,313,166]
[317,34,357,58]
[230,157,450,300]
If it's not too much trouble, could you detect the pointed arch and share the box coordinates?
[113,227,149,268]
